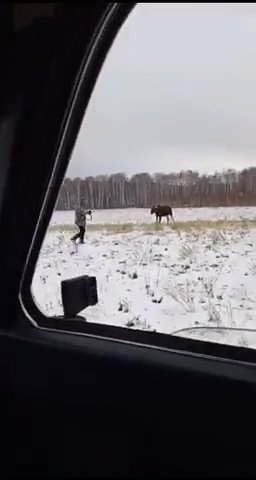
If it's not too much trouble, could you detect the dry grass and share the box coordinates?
[171,219,256,232]
[179,243,195,260]
[48,219,256,235]
[167,280,195,313]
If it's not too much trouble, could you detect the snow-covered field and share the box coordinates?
[32,207,256,349]
[51,206,256,226]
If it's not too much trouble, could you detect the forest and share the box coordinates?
[55,167,256,210]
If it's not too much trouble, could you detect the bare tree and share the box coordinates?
[55,167,256,210]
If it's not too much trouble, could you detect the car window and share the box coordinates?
[32,3,256,350]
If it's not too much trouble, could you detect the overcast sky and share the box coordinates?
[68,3,256,178]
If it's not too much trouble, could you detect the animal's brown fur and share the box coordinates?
[150,205,174,224]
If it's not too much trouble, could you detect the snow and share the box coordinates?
[32,207,256,349]
[51,206,256,227]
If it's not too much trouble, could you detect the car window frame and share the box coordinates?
[18,1,256,365]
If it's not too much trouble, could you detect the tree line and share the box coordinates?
[55,167,256,210]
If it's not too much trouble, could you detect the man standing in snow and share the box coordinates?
[71,198,91,244]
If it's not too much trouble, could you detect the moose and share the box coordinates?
[150,205,174,224]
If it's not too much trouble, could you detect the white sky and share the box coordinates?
[68,3,256,178]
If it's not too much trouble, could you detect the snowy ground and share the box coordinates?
[32,207,256,349]
[51,206,256,227]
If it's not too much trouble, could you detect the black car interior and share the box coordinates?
[1,3,256,477]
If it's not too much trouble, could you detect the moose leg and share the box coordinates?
[167,215,169,225]
[159,216,162,224]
